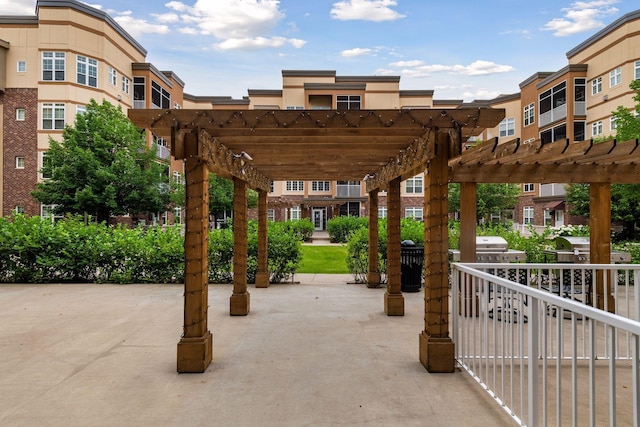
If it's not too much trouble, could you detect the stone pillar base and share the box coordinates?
[230,292,250,316]
[255,272,269,288]
[177,331,213,373]
[384,291,404,316]
[419,331,455,373]
[366,272,381,288]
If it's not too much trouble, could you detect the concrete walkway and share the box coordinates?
[0,275,514,426]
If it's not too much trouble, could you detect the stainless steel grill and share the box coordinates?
[449,236,526,263]
[543,236,631,263]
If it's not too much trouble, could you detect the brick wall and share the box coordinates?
[2,88,39,216]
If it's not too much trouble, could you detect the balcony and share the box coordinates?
[156,144,170,160]
[133,100,146,109]
[336,183,361,198]
[539,103,567,127]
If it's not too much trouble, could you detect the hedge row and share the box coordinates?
[0,215,309,284]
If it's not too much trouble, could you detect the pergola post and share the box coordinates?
[590,182,614,312]
[230,177,250,315]
[255,190,269,288]
[367,189,381,288]
[385,177,404,315]
[177,153,212,373]
[459,182,478,316]
[420,131,455,373]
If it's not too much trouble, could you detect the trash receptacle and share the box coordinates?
[400,240,424,292]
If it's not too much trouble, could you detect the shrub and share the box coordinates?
[327,216,368,243]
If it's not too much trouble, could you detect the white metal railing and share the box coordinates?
[336,184,361,198]
[539,104,567,127]
[575,101,587,116]
[133,100,146,109]
[452,262,640,427]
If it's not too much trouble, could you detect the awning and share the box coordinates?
[543,200,564,210]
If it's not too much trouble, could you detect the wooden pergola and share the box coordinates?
[128,108,640,374]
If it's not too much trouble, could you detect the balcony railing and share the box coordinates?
[133,100,146,109]
[575,101,587,116]
[336,184,361,198]
[539,103,567,127]
[156,145,170,160]
[452,262,640,427]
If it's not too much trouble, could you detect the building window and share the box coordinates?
[499,117,515,137]
[267,209,275,221]
[17,61,26,72]
[76,105,87,116]
[405,207,423,221]
[540,123,566,144]
[378,206,387,219]
[108,67,117,86]
[591,77,602,95]
[16,108,25,121]
[591,121,603,137]
[16,156,25,169]
[42,103,65,130]
[133,77,146,108]
[609,67,621,87]
[523,103,535,127]
[574,121,586,142]
[286,181,304,192]
[151,81,171,109]
[635,61,640,81]
[610,117,618,132]
[14,206,25,214]
[269,181,274,193]
[544,209,552,226]
[173,207,182,224]
[42,52,65,81]
[122,76,130,94]
[405,176,423,194]
[523,206,534,225]
[312,181,330,191]
[41,204,63,223]
[41,152,51,179]
[289,206,301,220]
[77,55,98,87]
[337,95,361,110]
[173,171,183,185]
[523,183,534,192]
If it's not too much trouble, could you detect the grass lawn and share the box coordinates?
[297,245,350,274]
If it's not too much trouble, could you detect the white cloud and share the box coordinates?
[462,89,502,101]
[331,0,405,22]
[542,0,619,36]
[152,12,180,24]
[215,36,306,51]
[389,60,424,67]
[400,60,514,76]
[341,47,372,57]
[113,14,170,37]
[0,0,34,14]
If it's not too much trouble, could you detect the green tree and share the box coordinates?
[32,99,169,223]
[448,183,521,223]
[611,80,640,142]
[208,174,258,219]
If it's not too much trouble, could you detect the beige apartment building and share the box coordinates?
[1,1,639,230]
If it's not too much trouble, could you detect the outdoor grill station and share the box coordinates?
[449,236,526,263]
[543,236,631,264]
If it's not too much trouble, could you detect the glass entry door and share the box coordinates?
[312,208,326,231]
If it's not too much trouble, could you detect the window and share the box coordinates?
[41,152,51,179]
[42,103,65,130]
[133,77,146,107]
[405,176,423,194]
[591,121,603,137]
[609,67,621,87]
[289,206,301,220]
[286,106,304,110]
[635,61,640,80]
[14,206,25,214]
[405,207,423,221]
[540,123,566,144]
[173,171,183,185]
[523,206,534,225]
[122,76,130,94]
[17,61,26,72]
[173,207,182,224]
[15,156,25,169]
[77,55,98,87]
[524,183,534,192]
[41,204,63,223]
[574,121,586,142]
[610,116,618,131]
[523,103,535,126]
[16,108,25,121]
[591,77,602,95]
[337,95,361,110]
[42,52,65,81]
[544,209,552,226]
[151,81,171,109]
[267,209,275,222]
[269,181,274,193]
[499,117,515,137]
[286,181,304,192]
[312,181,330,191]
[539,82,566,118]
[378,206,387,219]
[76,105,86,116]
[108,67,117,86]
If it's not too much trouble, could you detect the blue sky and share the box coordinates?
[2,0,638,101]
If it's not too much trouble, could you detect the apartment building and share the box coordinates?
[0,0,185,223]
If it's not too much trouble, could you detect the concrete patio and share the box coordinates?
[0,274,514,426]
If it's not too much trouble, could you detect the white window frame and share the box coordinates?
[591,77,602,95]
[76,105,87,116]
[610,116,618,132]
[499,117,515,137]
[173,207,182,224]
[286,181,304,192]
[405,176,423,194]
[523,103,535,127]
[41,204,63,223]
[591,121,603,137]
[523,206,534,225]
[108,67,117,86]
[16,108,25,121]
[609,67,621,88]
[289,206,301,220]
[635,61,640,81]
[122,76,130,94]
[16,156,25,169]
[267,209,275,221]
[378,206,387,219]
[42,52,65,81]
[42,103,65,130]
[523,183,534,192]
[14,206,25,214]
[17,61,26,72]
[77,55,98,87]
[311,181,330,192]
[405,207,423,221]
